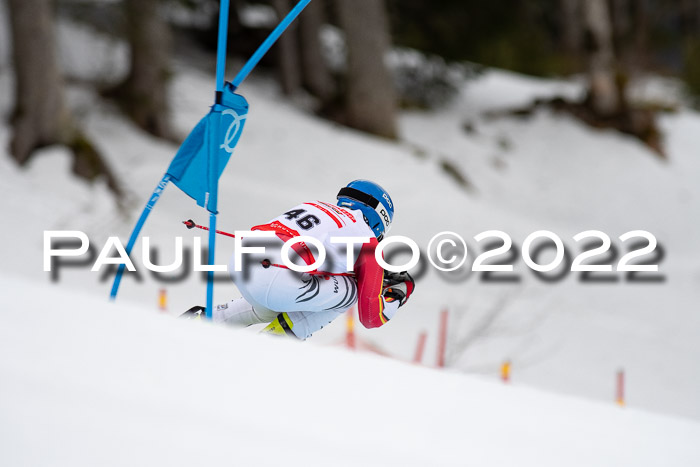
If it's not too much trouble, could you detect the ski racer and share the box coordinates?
[185,180,415,339]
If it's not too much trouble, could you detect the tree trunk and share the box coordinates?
[109,0,171,138]
[7,0,121,195]
[632,0,650,69]
[271,0,303,96]
[582,0,621,117]
[335,0,397,139]
[680,0,700,98]
[610,0,631,46]
[8,0,73,165]
[298,0,335,104]
[560,0,583,55]
[679,0,700,41]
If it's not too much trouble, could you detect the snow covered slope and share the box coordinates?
[1,275,699,467]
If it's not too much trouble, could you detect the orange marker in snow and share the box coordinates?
[158,289,167,312]
[346,308,356,350]
[501,360,511,383]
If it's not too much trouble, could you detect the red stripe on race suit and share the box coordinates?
[305,202,343,228]
[318,201,356,223]
[251,222,316,266]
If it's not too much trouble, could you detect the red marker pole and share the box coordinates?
[413,331,427,364]
[436,309,448,368]
[616,369,625,406]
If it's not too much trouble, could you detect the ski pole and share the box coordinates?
[183,219,236,238]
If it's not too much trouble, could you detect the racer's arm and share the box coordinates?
[354,239,400,329]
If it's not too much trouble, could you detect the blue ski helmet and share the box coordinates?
[337,180,394,240]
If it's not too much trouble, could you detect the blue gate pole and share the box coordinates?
[110,174,171,300]
[206,212,217,319]
[232,0,312,89]
[215,0,231,95]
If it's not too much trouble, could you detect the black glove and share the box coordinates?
[383,270,414,287]
[382,271,415,307]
